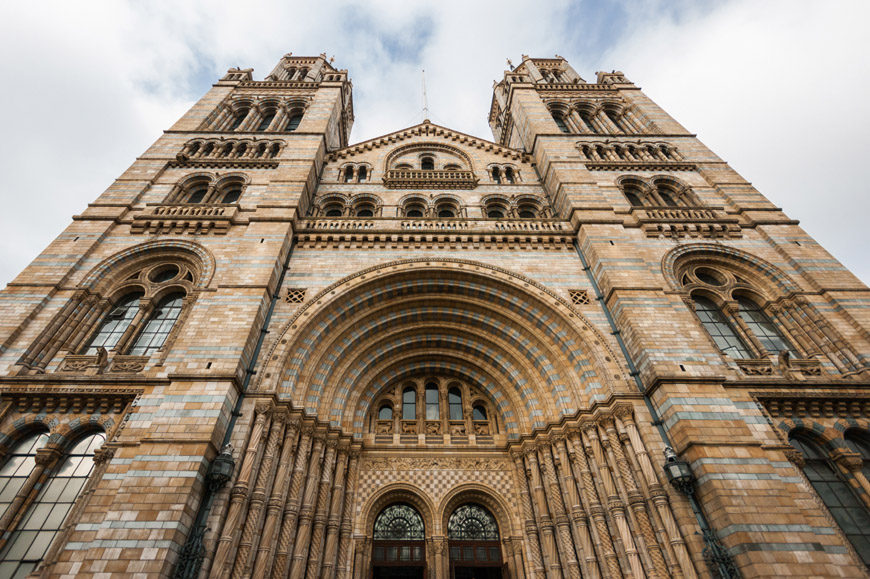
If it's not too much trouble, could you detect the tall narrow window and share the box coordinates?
[344,167,354,182]
[448,388,463,420]
[402,387,416,420]
[0,431,105,578]
[220,186,242,204]
[552,114,569,133]
[491,167,501,184]
[605,110,623,132]
[357,166,367,182]
[0,431,50,520]
[256,110,276,132]
[187,184,208,204]
[285,114,302,132]
[692,295,751,359]
[128,292,185,356]
[378,405,393,421]
[624,189,643,207]
[425,384,440,420]
[504,168,515,184]
[421,157,435,170]
[790,434,870,566]
[657,189,678,207]
[83,292,143,354]
[472,405,488,421]
[579,112,597,133]
[736,296,794,355]
[229,110,248,130]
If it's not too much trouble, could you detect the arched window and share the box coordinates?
[438,208,455,218]
[447,504,499,541]
[357,166,367,182]
[256,109,276,132]
[421,157,435,171]
[378,405,393,421]
[373,503,425,541]
[285,67,296,80]
[324,203,343,217]
[229,109,248,130]
[297,68,309,81]
[472,405,487,421]
[624,189,644,207]
[83,292,143,354]
[405,208,424,218]
[402,387,416,420]
[128,292,185,356]
[487,208,505,219]
[285,113,302,132]
[691,295,751,359]
[552,113,569,133]
[425,383,439,420]
[518,205,537,219]
[344,167,354,182]
[448,388,463,421]
[0,431,105,577]
[355,204,374,218]
[220,185,242,204]
[845,430,870,481]
[0,431,50,520]
[735,296,795,355]
[187,183,208,204]
[657,190,678,206]
[491,167,501,184]
[579,111,597,133]
[605,110,623,132]
[504,167,515,184]
[790,434,870,566]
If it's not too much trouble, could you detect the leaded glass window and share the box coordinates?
[83,292,143,355]
[448,388,463,421]
[128,292,185,356]
[0,432,49,520]
[692,295,751,359]
[0,431,104,578]
[736,296,795,355]
[373,504,425,540]
[447,504,499,540]
[790,434,870,566]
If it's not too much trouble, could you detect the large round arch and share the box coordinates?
[256,259,627,437]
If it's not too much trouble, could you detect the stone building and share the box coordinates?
[0,52,867,578]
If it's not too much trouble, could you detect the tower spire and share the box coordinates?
[422,68,430,122]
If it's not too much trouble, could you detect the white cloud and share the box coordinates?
[0,0,866,289]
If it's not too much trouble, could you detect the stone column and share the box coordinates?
[525,447,562,578]
[567,431,622,578]
[66,296,110,354]
[538,443,581,579]
[211,401,271,578]
[289,432,327,579]
[585,425,643,579]
[305,437,338,579]
[601,418,668,578]
[251,416,301,577]
[433,536,447,579]
[272,424,315,578]
[553,437,599,579]
[0,446,62,536]
[616,412,696,579]
[511,450,545,578]
[320,443,349,578]
[232,409,287,578]
[337,449,361,579]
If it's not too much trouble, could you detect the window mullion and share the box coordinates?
[724,301,766,358]
[0,447,61,540]
[116,300,153,355]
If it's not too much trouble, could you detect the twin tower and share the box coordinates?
[0,53,867,578]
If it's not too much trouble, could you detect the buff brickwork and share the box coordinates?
[0,52,868,578]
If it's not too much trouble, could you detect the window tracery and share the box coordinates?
[369,378,496,438]
[447,504,499,541]
[373,503,425,540]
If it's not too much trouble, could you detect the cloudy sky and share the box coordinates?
[0,0,867,286]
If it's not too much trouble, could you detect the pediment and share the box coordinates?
[326,121,528,163]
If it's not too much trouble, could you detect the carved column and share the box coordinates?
[251,416,301,577]
[585,425,643,579]
[616,412,696,579]
[114,299,153,354]
[768,303,816,356]
[510,537,527,579]
[567,431,621,578]
[305,437,338,579]
[511,451,545,578]
[232,409,287,578]
[538,443,581,578]
[553,437,599,579]
[43,293,101,362]
[433,536,447,579]
[289,431,327,579]
[525,447,562,578]
[601,418,668,578]
[66,296,111,354]
[723,301,768,356]
[337,449,361,579]
[211,401,272,578]
[321,443,349,578]
[832,451,870,508]
[272,425,315,577]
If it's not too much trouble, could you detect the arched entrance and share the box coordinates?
[448,504,503,579]
[372,503,427,578]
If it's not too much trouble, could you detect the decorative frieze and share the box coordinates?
[383,169,478,190]
[130,204,238,235]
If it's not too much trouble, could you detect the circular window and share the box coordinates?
[694,267,726,286]
[150,266,179,283]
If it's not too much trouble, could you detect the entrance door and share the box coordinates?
[371,504,427,579]
[449,541,503,579]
